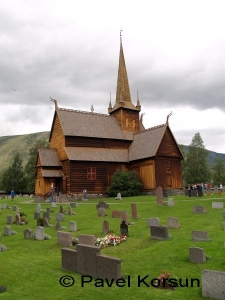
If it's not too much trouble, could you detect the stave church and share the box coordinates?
[35,35,183,196]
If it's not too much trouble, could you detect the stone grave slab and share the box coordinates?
[189,247,206,263]
[202,269,225,300]
[192,231,210,241]
[167,217,180,228]
[147,217,160,227]
[57,231,72,247]
[150,226,169,240]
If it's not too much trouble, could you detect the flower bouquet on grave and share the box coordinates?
[152,270,176,289]
[20,217,28,225]
[95,234,127,249]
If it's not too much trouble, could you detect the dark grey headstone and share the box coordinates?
[96,201,109,209]
[150,226,169,240]
[120,220,128,236]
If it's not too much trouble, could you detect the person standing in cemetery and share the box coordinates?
[10,189,15,201]
[50,187,54,203]
[219,183,223,192]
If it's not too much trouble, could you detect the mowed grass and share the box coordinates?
[1,194,225,300]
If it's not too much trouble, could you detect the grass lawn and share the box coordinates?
[0,193,225,299]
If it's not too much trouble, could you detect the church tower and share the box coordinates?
[108,32,141,133]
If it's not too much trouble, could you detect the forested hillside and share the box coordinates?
[0,132,50,171]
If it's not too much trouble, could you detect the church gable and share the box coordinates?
[157,127,183,158]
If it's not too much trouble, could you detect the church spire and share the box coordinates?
[110,31,139,113]
[115,30,132,104]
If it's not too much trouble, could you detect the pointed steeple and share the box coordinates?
[136,89,141,111]
[108,92,112,113]
[110,31,139,113]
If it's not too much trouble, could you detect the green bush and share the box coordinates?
[107,169,142,197]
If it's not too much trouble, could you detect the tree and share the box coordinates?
[2,152,27,193]
[183,132,210,185]
[212,157,225,186]
[25,139,49,192]
[107,169,142,197]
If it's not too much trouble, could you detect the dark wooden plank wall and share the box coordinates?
[65,136,131,149]
[157,127,182,158]
[70,161,125,194]
[155,157,183,189]
[62,160,70,194]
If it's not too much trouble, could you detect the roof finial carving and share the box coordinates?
[166,111,173,125]
[90,104,94,113]
[50,97,58,109]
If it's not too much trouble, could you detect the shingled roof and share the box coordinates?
[37,148,62,167]
[65,147,128,162]
[53,108,133,140]
[129,124,166,161]
[41,170,63,177]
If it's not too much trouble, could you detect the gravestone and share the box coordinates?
[34,212,40,220]
[36,204,41,214]
[120,220,128,236]
[79,234,96,246]
[55,221,61,231]
[189,247,206,263]
[98,207,106,217]
[168,198,174,206]
[82,189,88,200]
[59,206,64,214]
[43,217,51,227]
[70,202,77,208]
[202,269,225,300]
[212,202,224,208]
[150,226,169,240]
[192,231,210,241]
[192,206,207,214]
[131,203,138,218]
[57,231,72,247]
[35,226,44,241]
[112,210,122,218]
[96,201,109,209]
[102,220,109,234]
[115,193,122,200]
[147,217,160,227]
[121,211,129,224]
[156,186,163,205]
[68,206,75,215]
[69,221,77,232]
[167,217,180,228]
[214,185,218,194]
[15,213,20,225]
[7,215,13,225]
[51,202,57,208]
[56,213,64,221]
[4,226,12,236]
[24,229,33,239]
[13,205,19,212]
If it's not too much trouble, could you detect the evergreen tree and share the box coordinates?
[2,152,27,193]
[183,133,210,185]
[212,157,225,186]
[25,139,49,192]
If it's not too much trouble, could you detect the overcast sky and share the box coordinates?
[1,0,225,153]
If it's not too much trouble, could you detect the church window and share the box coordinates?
[87,167,96,180]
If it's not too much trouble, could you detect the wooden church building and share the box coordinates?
[35,36,184,196]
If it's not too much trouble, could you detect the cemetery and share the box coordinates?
[1,193,225,299]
